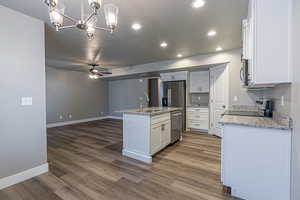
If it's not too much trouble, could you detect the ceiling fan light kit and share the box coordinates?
[44,0,119,40]
[88,64,112,79]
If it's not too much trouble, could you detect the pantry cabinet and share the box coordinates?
[243,0,292,86]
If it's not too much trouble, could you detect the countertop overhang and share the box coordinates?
[220,114,291,130]
[116,107,182,116]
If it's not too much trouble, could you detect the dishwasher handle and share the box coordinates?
[172,112,182,117]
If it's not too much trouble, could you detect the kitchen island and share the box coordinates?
[118,107,182,163]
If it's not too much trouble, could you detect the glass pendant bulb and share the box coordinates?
[86,25,96,40]
[49,3,64,29]
[88,0,102,9]
[49,9,64,28]
[104,4,118,31]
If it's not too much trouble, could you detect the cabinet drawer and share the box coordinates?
[187,108,209,113]
[151,113,170,125]
[187,113,208,120]
[187,120,208,130]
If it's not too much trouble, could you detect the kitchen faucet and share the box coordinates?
[139,92,150,111]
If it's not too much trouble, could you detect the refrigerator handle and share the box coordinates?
[168,89,172,106]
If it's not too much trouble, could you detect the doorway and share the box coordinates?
[209,64,229,137]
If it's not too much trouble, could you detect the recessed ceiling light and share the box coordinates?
[216,46,223,51]
[177,54,183,58]
[208,30,217,37]
[160,42,168,48]
[192,0,206,8]
[132,23,141,30]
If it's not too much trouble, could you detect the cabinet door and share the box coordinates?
[190,71,209,93]
[161,121,171,147]
[248,0,291,85]
[242,19,250,60]
[151,123,162,155]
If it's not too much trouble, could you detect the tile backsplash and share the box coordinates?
[230,83,291,117]
[189,93,210,106]
[262,83,291,117]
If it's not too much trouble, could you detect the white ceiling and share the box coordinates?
[0,0,248,71]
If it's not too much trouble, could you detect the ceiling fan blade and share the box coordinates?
[99,71,112,75]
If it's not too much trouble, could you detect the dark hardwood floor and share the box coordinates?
[0,119,239,200]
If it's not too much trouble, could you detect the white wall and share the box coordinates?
[291,0,300,199]
[0,5,47,179]
[46,66,109,124]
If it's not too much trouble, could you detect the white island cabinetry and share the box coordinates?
[123,112,171,163]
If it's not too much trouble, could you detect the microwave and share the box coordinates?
[240,57,249,86]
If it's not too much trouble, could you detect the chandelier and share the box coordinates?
[44,0,119,40]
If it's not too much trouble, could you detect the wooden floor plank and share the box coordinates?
[0,119,240,200]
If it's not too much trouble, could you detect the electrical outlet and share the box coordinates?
[59,115,63,120]
[281,96,285,106]
[198,96,201,100]
[69,114,72,119]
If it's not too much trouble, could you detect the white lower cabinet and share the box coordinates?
[151,115,170,155]
[150,123,162,155]
[222,124,291,200]
[186,107,209,131]
[161,121,171,148]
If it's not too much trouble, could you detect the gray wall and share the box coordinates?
[46,66,109,124]
[291,0,300,199]
[108,49,261,107]
[0,6,47,179]
[109,78,148,117]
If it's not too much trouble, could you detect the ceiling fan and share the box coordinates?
[88,63,112,79]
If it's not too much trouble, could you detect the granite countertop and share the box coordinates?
[187,104,209,108]
[220,113,291,130]
[116,107,182,116]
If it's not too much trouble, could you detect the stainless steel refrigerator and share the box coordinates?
[162,81,186,129]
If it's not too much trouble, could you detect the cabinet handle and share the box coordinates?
[161,124,165,131]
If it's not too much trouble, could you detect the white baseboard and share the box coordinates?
[47,115,124,128]
[47,116,109,128]
[0,163,49,190]
[107,116,123,120]
[122,149,152,163]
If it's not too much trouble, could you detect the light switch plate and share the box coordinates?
[233,96,238,102]
[281,96,285,106]
[21,97,33,106]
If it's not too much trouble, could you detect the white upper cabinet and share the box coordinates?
[189,71,209,93]
[160,71,188,82]
[244,0,292,86]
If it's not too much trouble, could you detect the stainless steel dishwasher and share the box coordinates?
[171,111,183,143]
